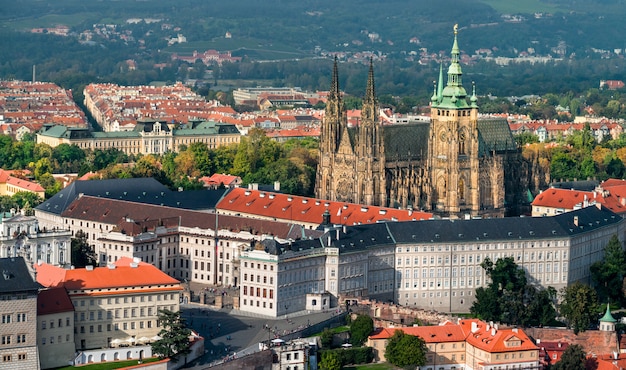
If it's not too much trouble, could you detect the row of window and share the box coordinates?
[1,334,27,345]
[41,334,71,345]
[243,274,273,284]
[75,320,154,334]
[242,299,273,309]
[2,354,27,362]
[1,313,27,324]
[41,317,70,330]
[243,261,274,271]
[73,293,176,308]
[243,286,274,299]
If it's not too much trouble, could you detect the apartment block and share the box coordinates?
[0,257,41,370]
[35,258,182,351]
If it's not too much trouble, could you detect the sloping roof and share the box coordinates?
[525,327,618,358]
[384,205,620,244]
[477,118,518,154]
[38,287,74,315]
[460,319,538,353]
[35,178,225,215]
[217,188,432,227]
[0,257,40,293]
[382,122,430,162]
[532,188,597,209]
[61,195,319,241]
[369,319,537,354]
[369,322,466,343]
[6,176,45,192]
[36,257,180,291]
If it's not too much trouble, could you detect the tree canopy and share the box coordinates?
[559,282,599,334]
[349,314,374,347]
[590,234,626,305]
[470,257,557,327]
[384,330,427,370]
[151,309,192,362]
[552,344,586,370]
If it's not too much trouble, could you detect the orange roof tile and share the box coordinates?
[35,258,180,291]
[38,287,74,315]
[217,188,432,226]
[532,188,598,209]
[459,319,538,353]
[6,176,45,192]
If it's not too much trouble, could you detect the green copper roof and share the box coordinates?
[432,24,475,110]
[600,304,617,323]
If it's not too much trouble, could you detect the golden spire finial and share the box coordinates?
[454,24,458,35]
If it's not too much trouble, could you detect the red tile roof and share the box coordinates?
[37,287,74,315]
[6,176,45,192]
[35,257,180,291]
[369,322,466,343]
[61,195,314,240]
[594,353,626,370]
[532,188,597,209]
[369,319,537,354]
[199,173,241,187]
[460,319,538,353]
[217,188,432,226]
[532,179,626,215]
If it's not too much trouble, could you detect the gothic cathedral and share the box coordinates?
[316,26,526,217]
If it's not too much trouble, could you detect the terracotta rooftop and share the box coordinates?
[525,327,618,357]
[35,257,180,291]
[61,195,319,240]
[460,319,538,353]
[217,187,432,226]
[37,287,74,315]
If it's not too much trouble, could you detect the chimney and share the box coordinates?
[574,216,579,226]
[322,209,331,226]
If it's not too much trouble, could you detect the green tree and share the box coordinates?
[553,344,586,370]
[590,234,626,304]
[151,309,192,362]
[71,230,97,268]
[320,328,334,349]
[319,350,342,370]
[559,282,599,334]
[349,315,373,346]
[384,330,427,370]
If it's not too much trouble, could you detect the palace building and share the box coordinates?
[316,26,526,217]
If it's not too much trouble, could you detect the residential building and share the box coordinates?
[37,288,75,369]
[367,319,539,370]
[532,179,626,217]
[36,119,241,156]
[0,257,41,370]
[35,257,182,351]
[199,173,242,189]
[0,169,45,199]
[82,82,226,131]
[316,28,526,217]
[0,213,72,268]
[0,81,88,128]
